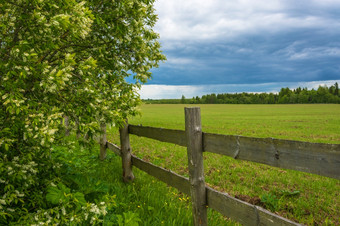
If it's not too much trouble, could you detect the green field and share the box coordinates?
[107,104,340,225]
[130,104,340,143]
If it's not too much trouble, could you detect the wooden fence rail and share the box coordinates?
[106,141,301,226]
[101,107,340,225]
[129,126,340,179]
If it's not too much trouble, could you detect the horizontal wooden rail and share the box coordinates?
[128,124,340,180]
[203,133,340,179]
[107,141,300,225]
[129,125,187,146]
[107,141,122,157]
[206,188,300,226]
[132,155,191,195]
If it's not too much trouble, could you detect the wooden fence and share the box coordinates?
[99,107,340,226]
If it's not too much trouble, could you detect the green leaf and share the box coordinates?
[46,183,70,205]
[280,190,300,197]
[73,192,86,206]
[46,186,64,205]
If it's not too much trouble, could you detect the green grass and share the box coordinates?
[106,104,340,225]
[54,141,234,225]
[131,104,340,143]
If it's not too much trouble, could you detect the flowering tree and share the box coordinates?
[0,0,165,223]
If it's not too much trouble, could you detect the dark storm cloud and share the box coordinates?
[149,0,340,86]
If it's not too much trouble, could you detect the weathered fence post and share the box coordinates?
[185,107,207,226]
[99,123,107,160]
[119,120,135,183]
[64,116,70,136]
[76,119,81,139]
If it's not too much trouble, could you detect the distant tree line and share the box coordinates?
[143,83,340,104]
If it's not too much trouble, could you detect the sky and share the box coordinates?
[139,0,340,99]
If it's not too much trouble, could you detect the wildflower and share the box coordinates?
[101,206,107,216]
[0,199,6,205]
[17,193,24,197]
[90,204,100,214]
[7,208,15,212]
[90,216,96,224]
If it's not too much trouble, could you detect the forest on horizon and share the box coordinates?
[143,83,340,104]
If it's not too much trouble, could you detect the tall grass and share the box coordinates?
[53,140,234,225]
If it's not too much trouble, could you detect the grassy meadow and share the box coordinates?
[130,104,340,143]
[105,104,340,225]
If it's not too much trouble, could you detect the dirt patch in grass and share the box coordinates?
[235,194,262,206]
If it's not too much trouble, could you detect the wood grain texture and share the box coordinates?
[185,107,207,226]
[99,123,107,160]
[107,141,121,156]
[206,187,301,226]
[203,133,340,179]
[64,116,70,136]
[129,125,186,146]
[131,155,190,195]
[120,120,135,183]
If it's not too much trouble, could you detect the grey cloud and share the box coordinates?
[149,0,340,87]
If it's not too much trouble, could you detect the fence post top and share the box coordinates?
[184,107,201,113]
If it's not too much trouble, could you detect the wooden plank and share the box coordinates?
[272,139,340,179]
[120,120,135,183]
[128,125,186,146]
[203,133,340,179]
[203,133,238,156]
[206,187,301,226]
[99,123,107,160]
[131,155,190,195]
[106,141,122,157]
[185,107,207,226]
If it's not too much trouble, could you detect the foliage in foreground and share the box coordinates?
[0,0,165,224]
[0,139,142,225]
[2,138,231,225]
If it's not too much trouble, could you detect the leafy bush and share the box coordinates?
[1,0,164,224]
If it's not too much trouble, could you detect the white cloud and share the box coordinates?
[165,56,195,66]
[154,0,340,42]
[139,80,340,99]
[289,47,340,60]
[150,0,340,86]
[139,85,201,99]
[277,42,340,60]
